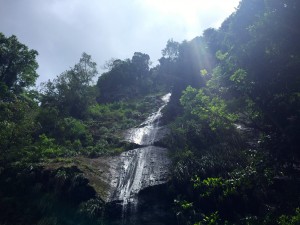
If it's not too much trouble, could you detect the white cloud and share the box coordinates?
[0,0,240,84]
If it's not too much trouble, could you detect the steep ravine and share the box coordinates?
[40,93,174,224]
[0,93,175,225]
[106,93,172,223]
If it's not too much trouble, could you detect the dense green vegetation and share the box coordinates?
[161,1,300,224]
[0,34,168,224]
[1,0,300,224]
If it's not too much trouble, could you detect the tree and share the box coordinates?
[0,96,39,163]
[40,52,98,119]
[159,37,215,122]
[161,39,180,61]
[131,52,150,79]
[96,52,152,103]
[204,0,300,157]
[73,52,98,85]
[0,33,38,94]
[0,33,39,164]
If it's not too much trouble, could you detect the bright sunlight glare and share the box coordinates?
[140,0,240,38]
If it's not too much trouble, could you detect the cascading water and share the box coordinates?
[110,93,171,223]
[124,93,171,146]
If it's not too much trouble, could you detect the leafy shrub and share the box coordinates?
[278,208,300,225]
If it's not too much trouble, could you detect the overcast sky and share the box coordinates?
[0,0,240,84]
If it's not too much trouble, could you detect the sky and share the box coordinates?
[0,0,240,84]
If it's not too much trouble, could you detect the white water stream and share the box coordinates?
[124,93,171,146]
[111,93,171,222]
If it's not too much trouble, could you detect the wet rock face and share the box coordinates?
[110,146,170,202]
[100,93,172,223]
[92,146,170,205]
[124,93,171,146]
[124,126,169,146]
[110,93,171,203]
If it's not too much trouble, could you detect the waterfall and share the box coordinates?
[111,93,171,223]
[124,93,171,146]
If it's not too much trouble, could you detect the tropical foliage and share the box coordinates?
[1,0,300,224]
